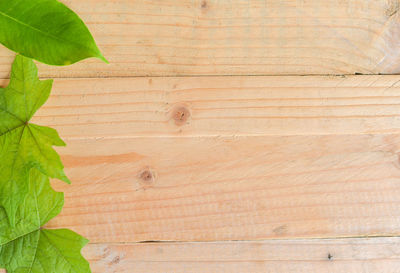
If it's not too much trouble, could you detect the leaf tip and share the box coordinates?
[59,171,71,184]
[98,53,109,64]
[63,176,72,184]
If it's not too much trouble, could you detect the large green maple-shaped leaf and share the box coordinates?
[0,169,91,273]
[0,55,70,226]
[0,0,107,65]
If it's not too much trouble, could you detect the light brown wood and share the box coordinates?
[45,133,400,242]
[20,75,400,271]
[31,75,400,138]
[5,237,400,273]
[2,0,400,77]
[84,237,400,273]
[4,1,400,272]
[31,75,400,243]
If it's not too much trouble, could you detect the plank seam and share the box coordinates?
[85,234,400,245]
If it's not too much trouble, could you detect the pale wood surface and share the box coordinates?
[46,133,400,242]
[3,237,399,273]
[31,76,400,243]
[37,75,400,272]
[2,0,400,272]
[2,0,400,77]
[84,238,400,273]
[31,75,400,138]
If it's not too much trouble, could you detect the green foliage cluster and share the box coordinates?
[0,0,107,272]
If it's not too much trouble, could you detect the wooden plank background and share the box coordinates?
[35,76,400,243]
[31,75,400,137]
[84,238,400,273]
[1,0,400,77]
[4,0,400,272]
[3,237,400,272]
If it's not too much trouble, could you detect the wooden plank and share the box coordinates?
[84,237,400,273]
[1,0,400,77]
[46,133,400,242]
[31,75,400,137]
[2,237,400,272]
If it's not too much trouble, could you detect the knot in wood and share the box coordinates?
[171,105,190,126]
[139,168,155,184]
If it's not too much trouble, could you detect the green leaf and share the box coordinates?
[0,0,107,65]
[0,55,69,226]
[0,169,91,273]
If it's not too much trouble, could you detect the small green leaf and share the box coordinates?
[0,170,91,273]
[0,0,107,65]
[0,55,69,226]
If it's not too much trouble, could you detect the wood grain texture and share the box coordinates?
[30,75,400,138]
[3,0,400,272]
[22,75,400,271]
[84,238,400,273]
[45,133,400,242]
[2,0,400,77]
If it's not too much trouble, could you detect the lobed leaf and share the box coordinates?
[0,170,91,273]
[0,55,69,226]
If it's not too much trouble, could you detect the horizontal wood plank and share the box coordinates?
[5,237,400,272]
[30,75,400,137]
[84,237,400,273]
[46,133,400,242]
[1,0,400,77]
